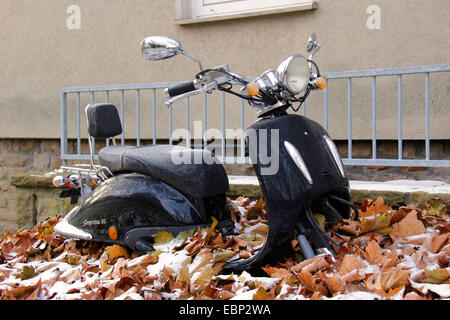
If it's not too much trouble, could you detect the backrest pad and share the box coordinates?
[86,103,122,139]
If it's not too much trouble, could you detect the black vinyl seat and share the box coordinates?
[98,145,229,197]
[85,104,228,197]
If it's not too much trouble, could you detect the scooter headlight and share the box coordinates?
[276,55,311,95]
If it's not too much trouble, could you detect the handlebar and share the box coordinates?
[166,81,197,98]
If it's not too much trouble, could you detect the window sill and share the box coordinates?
[175,0,319,25]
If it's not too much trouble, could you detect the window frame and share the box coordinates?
[175,0,319,25]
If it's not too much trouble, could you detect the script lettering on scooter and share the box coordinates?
[83,219,106,227]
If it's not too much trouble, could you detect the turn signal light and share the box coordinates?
[108,226,118,240]
[246,82,259,96]
[52,176,64,188]
[316,77,327,90]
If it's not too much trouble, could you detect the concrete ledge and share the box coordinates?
[228,176,450,209]
[10,171,58,188]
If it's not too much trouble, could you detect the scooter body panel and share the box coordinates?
[225,114,350,271]
[60,172,210,245]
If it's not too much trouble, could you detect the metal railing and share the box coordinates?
[60,64,450,167]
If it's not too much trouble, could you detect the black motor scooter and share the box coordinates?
[54,34,357,272]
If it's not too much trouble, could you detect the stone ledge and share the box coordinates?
[228,176,450,209]
[10,171,58,188]
[9,172,450,210]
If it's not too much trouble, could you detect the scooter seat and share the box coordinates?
[98,145,229,197]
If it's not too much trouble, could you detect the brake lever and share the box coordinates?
[165,81,218,106]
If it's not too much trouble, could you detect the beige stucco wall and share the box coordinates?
[0,0,449,141]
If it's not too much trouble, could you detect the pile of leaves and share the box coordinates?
[0,196,448,300]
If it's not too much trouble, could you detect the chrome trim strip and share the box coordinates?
[323,135,346,178]
[54,207,92,240]
[284,140,313,184]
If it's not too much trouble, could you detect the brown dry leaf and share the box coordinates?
[246,197,265,220]
[420,268,450,284]
[217,290,234,300]
[342,269,363,283]
[424,233,449,254]
[239,251,251,259]
[99,251,112,272]
[262,267,297,285]
[338,219,361,236]
[359,197,390,218]
[185,239,203,255]
[25,285,42,300]
[201,284,218,299]
[291,254,331,274]
[366,268,410,293]
[310,291,324,300]
[190,249,214,275]
[296,271,317,293]
[152,231,174,245]
[190,267,213,295]
[253,286,271,300]
[339,254,367,276]
[391,207,412,224]
[205,217,218,245]
[12,279,41,299]
[213,248,235,263]
[323,274,346,295]
[20,265,36,280]
[290,239,301,252]
[127,254,158,269]
[229,237,252,252]
[423,198,447,217]
[389,210,426,241]
[361,214,391,234]
[363,240,383,264]
[67,252,81,265]
[380,269,410,291]
[437,246,450,266]
[106,245,129,261]
[404,292,426,300]
[380,251,401,271]
[382,285,405,298]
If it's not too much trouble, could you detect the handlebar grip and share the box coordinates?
[166,81,197,98]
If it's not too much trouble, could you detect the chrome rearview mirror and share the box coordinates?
[141,36,181,61]
[141,35,203,70]
[306,33,321,60]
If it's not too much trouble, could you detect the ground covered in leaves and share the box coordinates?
[0,196,449,300]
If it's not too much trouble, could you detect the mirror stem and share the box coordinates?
[181,50,204,71]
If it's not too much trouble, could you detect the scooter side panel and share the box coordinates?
[64,173,206,243]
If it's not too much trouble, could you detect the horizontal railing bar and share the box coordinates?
[60,65,450,93]
[343,159,450,167]
[324,64,450,79]
[61,153,450,167]
[61,154,99,161]
[61,82,187,93]
[218,157,251,164]
[61,153,252,164]
[60,79,254,94]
